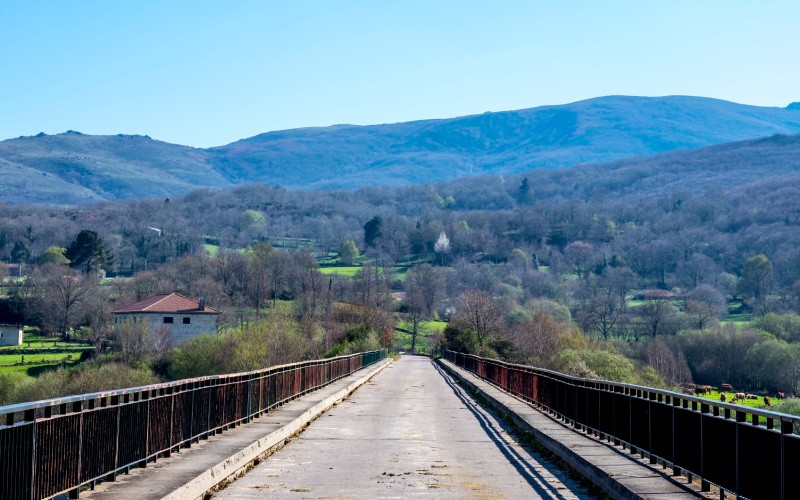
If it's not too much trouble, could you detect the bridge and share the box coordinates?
[1,350,798,499]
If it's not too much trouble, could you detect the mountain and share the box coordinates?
[0,132,228,204]
[2,96,800,204]
[440,133,800,212]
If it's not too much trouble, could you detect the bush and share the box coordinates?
[0,371,27,405]
[753,313,800,342]
[169,311,309,379]
[552,346,665,387]
[11,361,158,403]
[677,324,763,387]
[771,399,800,432]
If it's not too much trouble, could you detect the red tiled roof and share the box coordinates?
[113,293,221,314]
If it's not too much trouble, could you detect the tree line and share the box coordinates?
[2,139,800,403]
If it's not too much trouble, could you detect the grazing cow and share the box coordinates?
[778,392,786,399]
[694,385,713,396]
[720,393,727,402]
[720,384,733,392]
[735,392,746,400]
[764,396,771,406]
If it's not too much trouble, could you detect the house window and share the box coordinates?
[183,317,190,324]
[164,317,174,324]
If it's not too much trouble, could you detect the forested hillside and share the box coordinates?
[2,131,800,409]
[2,96,800,203]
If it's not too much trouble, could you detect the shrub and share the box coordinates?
[11,361,158,403]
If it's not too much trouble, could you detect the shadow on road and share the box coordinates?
[433,361,594,500]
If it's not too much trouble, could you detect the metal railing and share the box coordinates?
[442,349,800,500]
[0,349,386,499]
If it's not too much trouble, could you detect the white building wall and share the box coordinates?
[0,325,23,346]
[114,313,219,346]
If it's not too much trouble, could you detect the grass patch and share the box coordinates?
[319,266,361,277]
[268,237,316,249]
[392,266,409,281]
[0,351,85,366]
[0,330,92,375]
[695,390,773,410]
[204,243,219,256]
[394,320,446,352]
[720,313,750,326]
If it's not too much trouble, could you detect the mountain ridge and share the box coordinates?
[2,95,800,204]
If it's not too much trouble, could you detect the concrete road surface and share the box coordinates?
[214,356,595,499]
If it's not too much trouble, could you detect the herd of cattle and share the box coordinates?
[679,383,790,407]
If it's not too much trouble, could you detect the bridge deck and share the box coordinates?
[214,356,593,499]
[82,359,392,499]
[439,358,711,499]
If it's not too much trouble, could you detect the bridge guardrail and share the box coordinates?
[0,348,386,499]
[442,349,800,500]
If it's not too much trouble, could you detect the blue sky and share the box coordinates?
[1,1,798,147]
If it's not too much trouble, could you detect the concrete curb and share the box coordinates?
[163,358,393,500]
[437,359,703,500]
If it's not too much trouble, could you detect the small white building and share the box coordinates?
[0,324,23,346]
[113,293,221,345]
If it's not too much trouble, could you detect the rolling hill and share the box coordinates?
[2,96,800,204]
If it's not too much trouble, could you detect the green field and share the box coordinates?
[203,243,220,256]
[0,351,84,366]
[319,266,361,277]
[0,331,92,375]
[694,390,773,410]
[720,313,750,326]
[392,266,409,281]
[394,320,447,353]
[268,237,316,249]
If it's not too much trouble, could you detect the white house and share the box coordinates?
[113,293,221,345]
[0,324,23,346]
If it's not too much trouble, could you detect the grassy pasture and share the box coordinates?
[394,320,446,353]
[0,351,84,366]
[694,389,774,410]
[0,331,91,376]
[319,266,361,277]
[203,243,219,256]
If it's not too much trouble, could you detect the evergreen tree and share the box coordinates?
[65,230,114,274]
[518,177,531,203]
[364,216,383,248]
[10,241,31,264]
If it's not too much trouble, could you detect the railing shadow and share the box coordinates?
[432,361,586,500]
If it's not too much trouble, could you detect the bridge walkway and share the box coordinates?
[214,355,594,499]
[81,358,392,500]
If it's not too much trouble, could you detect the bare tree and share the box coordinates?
[637,297,683,337]
[115,319,152,362]
[646,337,691,386]
[452,289,504,347]
[511,309,574,367]
[577,289,623,340]
[404,267,440,354]
[34,265,98,337]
